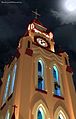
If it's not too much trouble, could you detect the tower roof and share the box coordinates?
[28,18,47,33]
[32,18,44,27]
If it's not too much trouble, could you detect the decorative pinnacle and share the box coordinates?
[32,9,40,19]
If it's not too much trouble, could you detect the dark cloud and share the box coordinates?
[0,18,15,38]
[0,3,8,15]
[54,24,76,52]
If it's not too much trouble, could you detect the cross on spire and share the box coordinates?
[11,105,17,119]
[12,105,17,113]
[32,9,40,19]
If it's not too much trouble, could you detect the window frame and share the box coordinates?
[38,59,45,90]
[52,65,62,97]
[34,57,47,92]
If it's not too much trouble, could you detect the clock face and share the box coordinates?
[36,37,48,47]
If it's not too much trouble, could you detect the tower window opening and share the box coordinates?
[38,61,42,75]
[53,66,61,96]
[38,59,45,90]
[38,77,45,90]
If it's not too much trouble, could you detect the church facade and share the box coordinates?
[0,18,76,119]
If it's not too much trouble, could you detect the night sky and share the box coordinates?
[0,0,76,89]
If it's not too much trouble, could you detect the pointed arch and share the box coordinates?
[38,59,44,76]
[32,100,50,119]
[34,56,47,91]
[54,106,69,119]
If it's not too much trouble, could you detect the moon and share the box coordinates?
[65,0,76,12]
[51,0,76,24]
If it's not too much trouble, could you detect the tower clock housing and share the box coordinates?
[28,19,55,52]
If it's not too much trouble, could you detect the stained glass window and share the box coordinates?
[38,78,45,90]
[53,65,58,81]
[53,65,61,96]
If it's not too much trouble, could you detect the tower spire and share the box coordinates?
[32,9,40,19]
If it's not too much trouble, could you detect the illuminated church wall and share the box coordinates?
[0,18,76,119]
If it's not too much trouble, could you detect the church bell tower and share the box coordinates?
[0,12,76,119]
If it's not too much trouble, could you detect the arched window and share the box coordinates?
[38,59,45,90]
[38,60,44,76]
[9,63,17,96]
[38,62,42,73]
[37,107,45,119]
[53,65,58,81]
[3,74,10,104]
[53,65,61,96]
